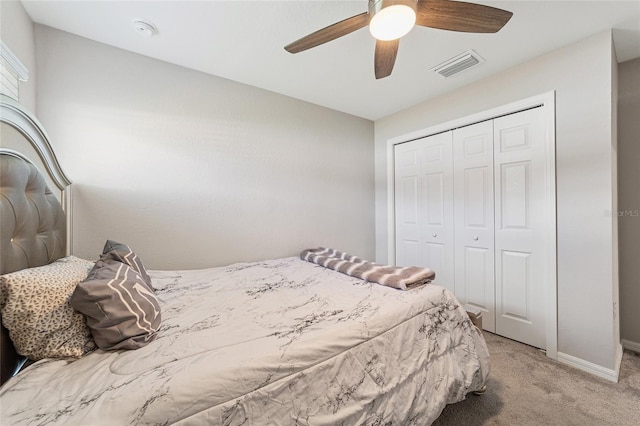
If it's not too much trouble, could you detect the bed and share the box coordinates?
[0,95,489,425]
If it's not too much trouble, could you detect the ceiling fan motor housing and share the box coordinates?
[368,0,418,14]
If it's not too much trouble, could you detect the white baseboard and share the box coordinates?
[622,339,640,353]
[557,346,623,383]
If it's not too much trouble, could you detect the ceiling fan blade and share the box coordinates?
[416,0,513,33]
[285,12,369,54]
[375,39,399,79]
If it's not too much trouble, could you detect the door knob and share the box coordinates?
[432,233,438,238]
[473,236,479,241]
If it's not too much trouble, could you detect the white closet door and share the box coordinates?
[395,132,454,292]
[494,107,547,349]
[420,132,454,291]
[453,121,496,332]
[395,139,422,268]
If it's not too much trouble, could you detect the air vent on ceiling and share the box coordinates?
[430,50,485,78]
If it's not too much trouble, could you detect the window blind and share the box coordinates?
[0,41,29,101]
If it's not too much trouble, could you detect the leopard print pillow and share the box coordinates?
[0,256,97,360]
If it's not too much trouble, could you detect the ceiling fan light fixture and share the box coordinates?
[369,0,417,41]
[284,0,512,80]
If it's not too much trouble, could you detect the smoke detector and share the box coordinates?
[132,19,157,38]
[430,50,484,78]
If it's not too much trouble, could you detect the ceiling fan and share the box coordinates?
[284,0,513,79]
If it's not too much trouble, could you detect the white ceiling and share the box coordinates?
[22,0,640,120]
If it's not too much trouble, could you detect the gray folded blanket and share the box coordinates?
[300,247,435,290]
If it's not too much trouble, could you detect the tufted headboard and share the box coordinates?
[0,152,67,273]
[0,95,73,385]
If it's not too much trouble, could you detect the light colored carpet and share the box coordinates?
[433,332,640,425]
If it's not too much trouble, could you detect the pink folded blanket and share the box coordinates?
[300,247,435,290]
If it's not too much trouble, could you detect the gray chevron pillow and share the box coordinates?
[71,259,161,350]
[100,240,153,290]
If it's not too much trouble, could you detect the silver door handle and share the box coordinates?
[432,233,438,238]
[473,236,479,241]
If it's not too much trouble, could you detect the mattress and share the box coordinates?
[0,257,489,425]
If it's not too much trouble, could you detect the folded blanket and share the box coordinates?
[300,247,435,290]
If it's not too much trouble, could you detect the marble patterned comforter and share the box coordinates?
[0,257,489,425]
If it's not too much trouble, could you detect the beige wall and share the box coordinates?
[0,0,36,111]
[611,39,620,356]
[35,25,375,270]
[374,31,620,371]
[618,57,640,348]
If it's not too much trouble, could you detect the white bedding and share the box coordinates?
[0,257,489,425]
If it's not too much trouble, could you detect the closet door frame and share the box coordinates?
[386,91,557,360]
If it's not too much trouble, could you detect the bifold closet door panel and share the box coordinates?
[395,139,422,268]
[453,121,496,332]
[494,107,547,349]
[394,132,455,292]
[421,132,454,292]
